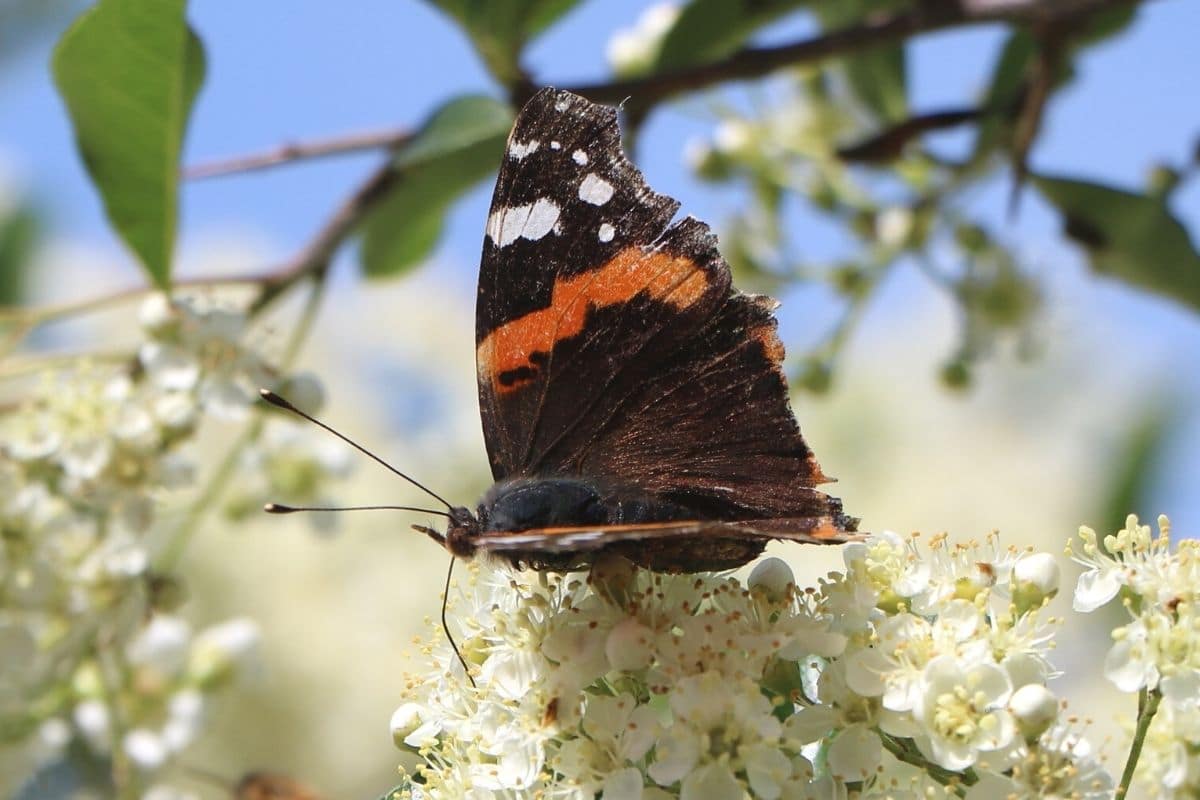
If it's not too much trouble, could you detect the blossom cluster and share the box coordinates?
[1070,514,1200,796]
[0,294,343,796]
[391,526,1127,799]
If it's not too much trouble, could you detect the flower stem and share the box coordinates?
[1115,687,1161,800]
[880,733,976,797]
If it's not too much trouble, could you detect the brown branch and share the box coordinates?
[185,128,412,180]
[560,0,1143,108]
[1008,22,1071,214]
[837,107,982,163]
[251,157,401,310]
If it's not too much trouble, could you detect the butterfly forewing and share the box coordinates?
[473,88,857,561]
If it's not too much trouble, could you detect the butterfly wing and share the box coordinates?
[476,88,854,530]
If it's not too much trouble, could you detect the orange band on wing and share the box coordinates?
[478,247,710,394]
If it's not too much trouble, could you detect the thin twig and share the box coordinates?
[0,272,271,327]
[837,107,982,163]
[880,734,974,796]
[561,0,1142,108]
[252,157,401,311]
[184,128,412,180]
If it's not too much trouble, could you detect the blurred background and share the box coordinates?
[3,0,1199,797]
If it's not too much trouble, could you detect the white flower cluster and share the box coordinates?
[61,615,260,771]
[392,531,1115,799]
[0,294,294,794]
[1071,514,1200,797]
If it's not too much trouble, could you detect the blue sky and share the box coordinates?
[2,0,1199,530]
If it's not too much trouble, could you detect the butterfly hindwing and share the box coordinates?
[473,518,853,572]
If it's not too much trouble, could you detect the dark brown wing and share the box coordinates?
[474,518,861,572]
[476,88,854,531]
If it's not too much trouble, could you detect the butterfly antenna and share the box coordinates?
[259,389,453,510]
[265,503,451,517]
[442,556,476,688]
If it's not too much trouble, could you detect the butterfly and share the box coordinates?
[266,88,858,573]
[417,87,858,572]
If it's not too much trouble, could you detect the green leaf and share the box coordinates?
[359,95,514,278]
[424,0,582,85]
[52,0,206,289]
[654,0,808,70]
[815,0,907,122]
[1034,174,1200,311]
[840,44,907,122]
[973,11,1136,162]
[0,205,39,305]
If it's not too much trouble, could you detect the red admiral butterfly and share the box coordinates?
[436,87,856,572]
[267,88,857,573]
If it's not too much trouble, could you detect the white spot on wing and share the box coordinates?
[486,198,561,248]
[578,173,614,206]
[509,140,539,160]
[555,98,569,112]
[550,140,561,150]
[598,223,615,243]
[572,150,588,165]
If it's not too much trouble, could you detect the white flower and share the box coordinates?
[127,615,192,677]
[875,207,914,249]
[606,3,679,76]
[124,727,169,770]
[138,295,270,421]
[990,723,1114,800]
[913,657,1015,771]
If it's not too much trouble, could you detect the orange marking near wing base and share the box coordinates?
[752,324,785,366]
[478,247,710,394]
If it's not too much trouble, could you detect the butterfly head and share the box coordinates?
[440,505,481,560]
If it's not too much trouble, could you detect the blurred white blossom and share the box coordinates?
[0,291,282,795]
[606,4,679,76]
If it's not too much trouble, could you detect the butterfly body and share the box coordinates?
[425,88,860,573]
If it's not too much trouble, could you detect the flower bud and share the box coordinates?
[1009,683,1058,741]
[1011,552,1060,614]
[390,703,427,749]
[749,557,794,602]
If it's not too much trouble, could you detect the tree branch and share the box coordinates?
[251,157,401,310]
[184,128,412,180]
[837,107,982,162]
[560,0,1143,108]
